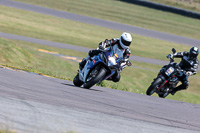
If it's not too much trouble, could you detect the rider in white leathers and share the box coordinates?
[79,32,132,82]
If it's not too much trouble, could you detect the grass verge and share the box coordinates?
[0,38,81,80]
[1,38,200,104]
[12,0,200,39]
[0,5,198,61]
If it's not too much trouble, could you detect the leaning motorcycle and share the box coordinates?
[73,48,132,89]
[146,48,184,98]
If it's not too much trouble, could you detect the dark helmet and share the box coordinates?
[189,47,199,59]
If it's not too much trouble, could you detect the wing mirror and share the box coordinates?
[126,60,132,66]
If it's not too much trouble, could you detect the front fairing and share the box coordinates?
[79,51,119,83]
[104,50,113,59]
[88,56,102,70]
[104,50,121,67]
[157,63,180,93]
[160,63,178,78]
[102,50,119,80]
[79,55,103,82]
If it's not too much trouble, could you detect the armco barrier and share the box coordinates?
[119,0,200,19]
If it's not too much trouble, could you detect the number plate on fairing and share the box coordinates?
[165,67,174,76]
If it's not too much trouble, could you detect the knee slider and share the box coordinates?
[112,72,121,82]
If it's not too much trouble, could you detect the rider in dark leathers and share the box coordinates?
[167,47,199,95]
[79,32,132,82]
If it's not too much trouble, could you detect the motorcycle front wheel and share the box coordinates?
[159,93,169,98]
[146,78,162,96]
[83,67,107,89]
[73,73,84,87]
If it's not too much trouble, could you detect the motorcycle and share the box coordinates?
[73,48,132,89]
[146,48,184,98]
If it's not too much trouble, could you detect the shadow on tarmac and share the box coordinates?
[61,83,104,92]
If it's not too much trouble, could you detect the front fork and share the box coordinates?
[156,75,168,92]
[102,70,115,81]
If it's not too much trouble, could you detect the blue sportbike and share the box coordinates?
[73,49,132,89]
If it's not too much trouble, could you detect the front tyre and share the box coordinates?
[73,73,84,87]
[83,67,106,89]
[146,78,162,96]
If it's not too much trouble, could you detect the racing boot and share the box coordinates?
[171,89,177,95]
[171,86,180,95]
[171,83,187,95]
[79,56,90,70]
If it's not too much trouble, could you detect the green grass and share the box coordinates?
[1,38,200,104]
[0,5,197,61]
[0,38,81,80]
[12,0,200,40]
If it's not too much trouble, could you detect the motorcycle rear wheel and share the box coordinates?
[83,67,106,89]
[146,78,162,96]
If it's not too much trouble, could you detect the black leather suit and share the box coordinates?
[172,51,199,93]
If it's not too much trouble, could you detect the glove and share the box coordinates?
[99,42,106,50]
[167,54,173,59]
[88,50,93,57]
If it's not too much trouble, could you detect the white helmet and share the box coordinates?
[119,32,132,49]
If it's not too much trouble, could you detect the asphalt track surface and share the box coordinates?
[0,0,200,133]
[0,67,200,133]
